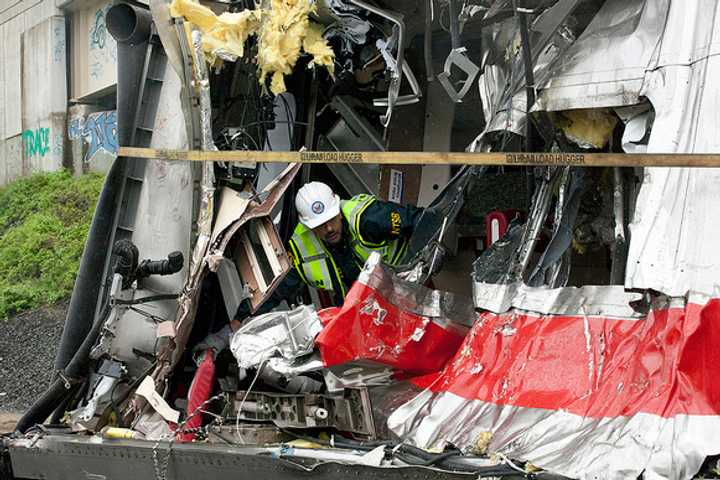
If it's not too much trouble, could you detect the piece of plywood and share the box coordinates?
[118,147,720,168]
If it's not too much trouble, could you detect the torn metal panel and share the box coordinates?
[527,167,588,287]
[401,166,480,276]
[536,0,669,112]
[168,28,218,375]
[67,375,118,429]
[316,253,472,376]
[625,168,720,297]
[469,3,579,150]
[210,187,253,247]
[616,104,653,154]
[206,164,300,313]
[623,2,720,296]
[213,164,301,252]
[388,297,720,480]
[641,3,720,153]
[473,282,643,317]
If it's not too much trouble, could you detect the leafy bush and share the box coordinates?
[0,170,104,318]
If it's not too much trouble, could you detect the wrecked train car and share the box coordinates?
[3,1,720,479]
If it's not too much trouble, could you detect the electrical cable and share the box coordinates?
[235,360,266,443]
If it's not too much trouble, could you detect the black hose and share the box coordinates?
[14,379,68,433]
[48,382,83,424]
[280,430,516,475]
[136,251,184,278]
[106,3,152,46]
[112,239,139,288]
[53,159,126,372]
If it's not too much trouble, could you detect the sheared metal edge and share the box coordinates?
[535,0,669,112]
[472,281,643,318]
[360,253,476,329]
[468,10,576,151]
[159,29,217,379]
[213,163,301,253]
[624,2,720,297]
[625,167,720,297]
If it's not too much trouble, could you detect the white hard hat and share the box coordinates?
[295,182,341,229]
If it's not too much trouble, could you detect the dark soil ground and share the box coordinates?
[0,301,67,430]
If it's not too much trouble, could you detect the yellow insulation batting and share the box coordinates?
[169,0,335,95]
[555,109,619,149]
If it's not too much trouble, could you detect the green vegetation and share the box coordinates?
[0,170,104,319]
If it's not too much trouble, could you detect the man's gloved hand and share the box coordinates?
[192,324,233,364]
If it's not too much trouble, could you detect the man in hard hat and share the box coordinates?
[287,181,420,295]
[195,181,423,353]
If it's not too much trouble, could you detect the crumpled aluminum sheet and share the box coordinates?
[623,2,720,297]
[625,168,720,297]
[535,0,669,112]
[473,282,644,318]
[388,295,720,480]
[468,11,576,151]
[230,305,323,369]
[359,252,476,327]
[316,252,473,376]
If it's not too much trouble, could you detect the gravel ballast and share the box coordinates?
[0,302,67,413]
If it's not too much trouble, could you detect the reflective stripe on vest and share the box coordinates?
[289,229,339,293]
[291,194,406,293]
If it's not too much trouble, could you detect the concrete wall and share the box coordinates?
[0,0,120,186]
[68,0,117,100]
[0,0,66,186]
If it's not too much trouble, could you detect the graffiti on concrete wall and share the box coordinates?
[89,8,107,50]
[53,23,65,64]
[22,128,50,158]
[69,110,118,162]
[88,3,117,86]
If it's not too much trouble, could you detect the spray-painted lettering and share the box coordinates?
[69,110,118,162]
[22,128,50,157]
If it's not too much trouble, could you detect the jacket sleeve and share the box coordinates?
[357,198,424,245]
[233,267,305,320]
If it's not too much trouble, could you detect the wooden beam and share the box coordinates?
[118,147,720,168]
